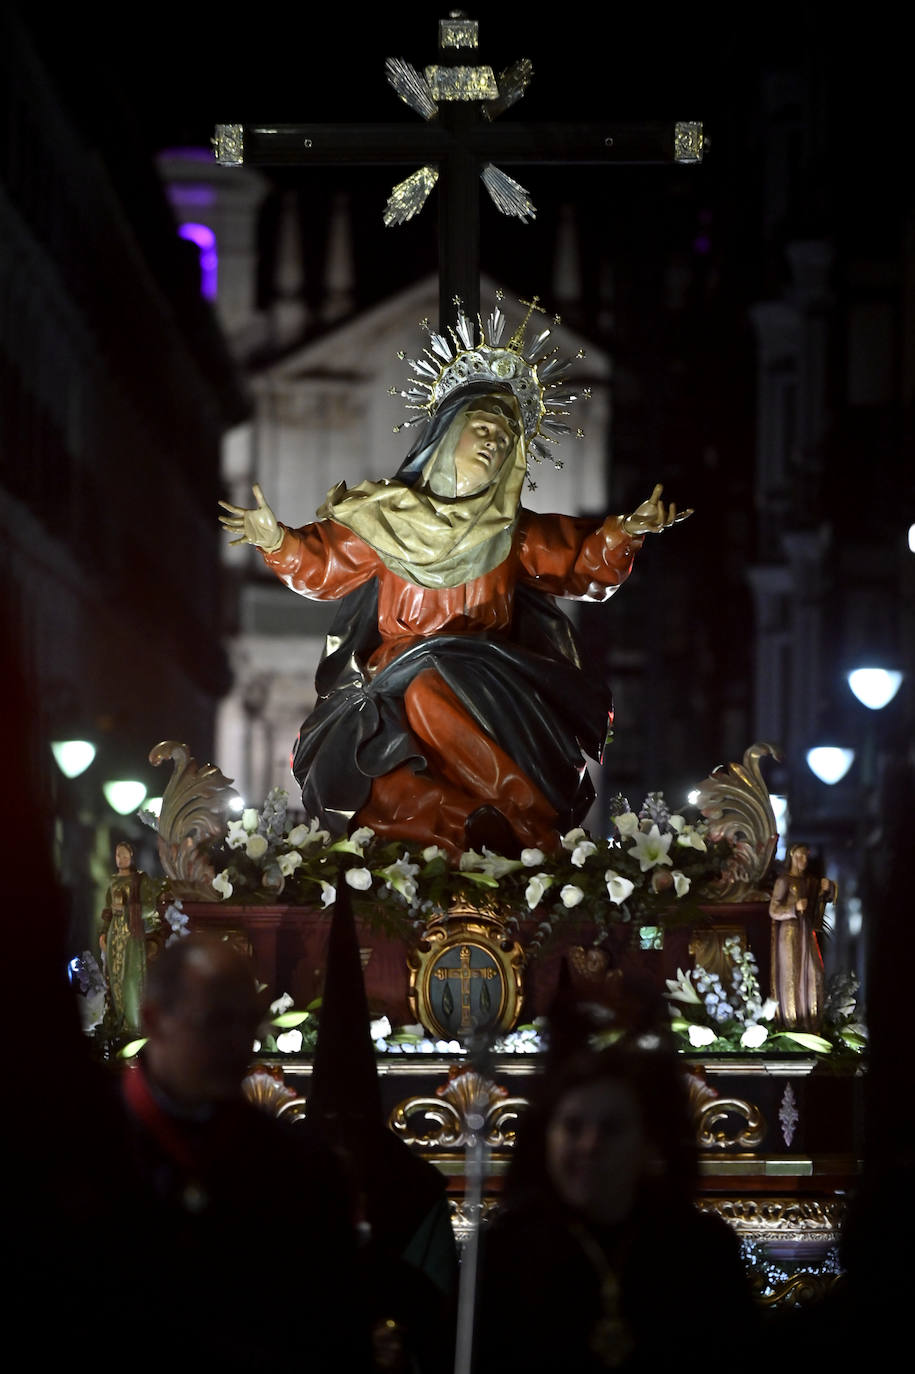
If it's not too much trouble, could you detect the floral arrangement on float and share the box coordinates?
[193,785,733,947]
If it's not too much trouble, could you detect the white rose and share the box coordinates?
[275,1029,303,1054]
[245,833,268,860]
[560,827,588,851]
[687,1024,717,1048]
[740,1024,768,1049]
[613,812,640,838]
[287,824,309,848]
[560,884,584,908]
[345,867,373,890]
[242,807,259,834]
[211,870,233,899]
[278,850,303,877]
[520,848,545,867]
[370,1015,392,1041]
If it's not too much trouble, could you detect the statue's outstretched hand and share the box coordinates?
[621,484,693,536]
[218,483,284,552]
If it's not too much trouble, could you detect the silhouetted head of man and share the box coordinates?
[141,936,264,1107]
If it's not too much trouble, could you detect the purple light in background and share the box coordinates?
[178,222,218,300]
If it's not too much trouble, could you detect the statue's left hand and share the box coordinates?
[621,484,693,536]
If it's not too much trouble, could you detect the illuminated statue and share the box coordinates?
[220,303,690,858]
[99,842,163,1035]
[768,843,836,1031]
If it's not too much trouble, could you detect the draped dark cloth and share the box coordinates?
[290,380,613,835]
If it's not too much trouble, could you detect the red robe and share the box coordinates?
[263,510,642,855]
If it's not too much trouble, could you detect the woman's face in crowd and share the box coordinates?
[545,1078,647,1225]
[452,411,514,496]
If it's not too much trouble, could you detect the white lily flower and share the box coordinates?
[627,824,673,872]
[459,849,487,871]
[349,826,375,849]
[671,869,691,897]
[571,840,598,868]
[740,1024,768,1049]
[242,807,259,834]
[379,854,421,902]
[277,850,303,877]
[665,969,702,1005]
[560,884,585,908]
[212,870,233,899]
[245,833,268,860]
[370,1015,392,1041]
[613,811,641,838]
[270,992,294,1015]
[687,1024,717,1048]
[605,870,635,905]
[560,827,588,851]
[226,818,249,850]
[276,1029,303,1054]
[525,873,553,909]
[345,867,373,891]
[319,881,337,908]
[520,847,544,867]
[288,818,331,849]
[422,845,448,863]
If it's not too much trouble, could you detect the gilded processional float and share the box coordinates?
[85,298,864,1305]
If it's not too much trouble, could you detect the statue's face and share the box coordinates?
[791,847,809,874]
[452,410,514,496]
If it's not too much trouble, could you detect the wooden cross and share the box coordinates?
[213,14,703,330]
[434,944,497,1031]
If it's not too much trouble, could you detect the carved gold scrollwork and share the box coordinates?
[689,926,747,984]
[149,741,240,899]
[389,1065,529,1149]
[243,1063,303,1117]
[686,1069,766,1150]
[674,121,704,162]
[213,124,244,165]
[696,742,782,901]
[750,1272,843,1309]
[698,1196,845,1240]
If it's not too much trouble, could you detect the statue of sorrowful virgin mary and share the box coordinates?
[220,304,690,859]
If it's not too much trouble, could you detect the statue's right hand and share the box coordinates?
[218,483,284,552]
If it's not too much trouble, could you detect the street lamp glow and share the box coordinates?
[51,739,96,779]
[103,780,148,815]
[847,668,903,711]
[806,747,855,785]
[143,796,163,818]
[908,522,915,554]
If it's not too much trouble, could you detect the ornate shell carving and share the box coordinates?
[696,742,783,902]
[150,740,239,899]
[389,1065,529,1148]
[686,1069,766,1150]
[242,1063,302,1116]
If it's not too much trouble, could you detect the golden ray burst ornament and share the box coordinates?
[389,293,590,477]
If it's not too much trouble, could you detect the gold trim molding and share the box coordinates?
[389,1065,529,1149]
[698,1195,844,1242]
